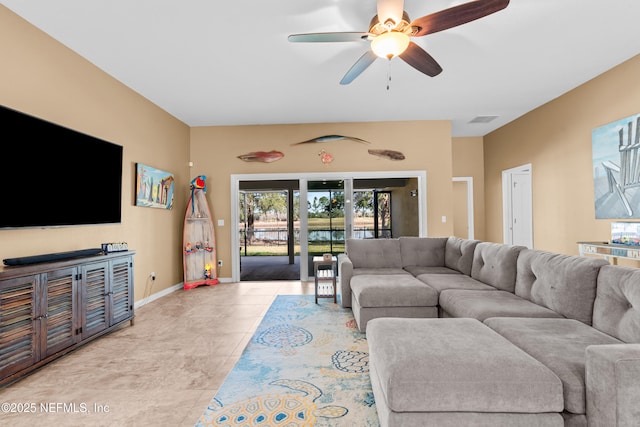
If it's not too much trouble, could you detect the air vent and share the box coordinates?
[469,115,498,124]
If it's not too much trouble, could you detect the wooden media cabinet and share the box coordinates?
[0,251,135,386]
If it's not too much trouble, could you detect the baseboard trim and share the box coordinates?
[135,283,183,309]
[134,277,233,309]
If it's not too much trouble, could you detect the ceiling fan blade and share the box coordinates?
[288,32,369,43]
[399,42,443,77]
[377,0,404,27]
[340,50,378,85]
[411,0,509,37]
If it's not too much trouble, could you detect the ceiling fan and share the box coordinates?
[288,0,510,85]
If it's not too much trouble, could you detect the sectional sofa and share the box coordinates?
[338,237,640,427]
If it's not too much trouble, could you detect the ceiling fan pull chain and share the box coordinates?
[387,59,392,90]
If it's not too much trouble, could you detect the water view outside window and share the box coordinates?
[239,188,388,257]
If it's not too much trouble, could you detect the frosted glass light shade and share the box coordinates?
[371,31,410,59]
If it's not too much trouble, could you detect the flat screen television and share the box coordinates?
[0,105,123,229]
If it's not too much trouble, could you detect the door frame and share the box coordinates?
[502,163,533,248]
[230,170,427,282]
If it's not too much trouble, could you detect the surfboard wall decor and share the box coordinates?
[183,175,219,290]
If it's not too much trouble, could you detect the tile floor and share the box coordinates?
[0,280,316,427]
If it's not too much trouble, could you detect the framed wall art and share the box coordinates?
[592,112,640,218]
[135,163,175,209]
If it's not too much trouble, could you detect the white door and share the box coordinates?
[502,165,533,248]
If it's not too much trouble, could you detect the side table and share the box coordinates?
[313,255,337,304]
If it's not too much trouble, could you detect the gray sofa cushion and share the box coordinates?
[515,249,608,325]
[399,237,447,268]
[484,317,622,415]
[439,289,563,321]
[592,265,640,343]
[352,304,438,333]
[403,265,460,276]
[338,253,354,308]
[352,267,410,276]
[367,318,564,413]
[586,344,640,426]
[471,242,525,292]
[375,410,563,427]
[417,273,496,293]
[351,274,438,308]
[346,238,402,269]
[445,236,480,275]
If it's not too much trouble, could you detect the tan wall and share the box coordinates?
[484,54,640,264]
[190,121,454,276]
[1,5,460,293]
[0,6,191,300]
[392,178,420,237]
[0,5,506,295]
[452,137,486,240]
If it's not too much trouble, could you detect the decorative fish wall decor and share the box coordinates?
[368,149,405,161]
[237,150,284,163]
[292,135,371,145]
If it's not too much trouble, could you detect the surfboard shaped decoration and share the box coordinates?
[183,175,219,290]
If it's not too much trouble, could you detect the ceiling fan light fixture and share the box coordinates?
[371,31,410,59]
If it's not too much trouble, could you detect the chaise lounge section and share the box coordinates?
[338,236,480,331]
[339,237,640,426]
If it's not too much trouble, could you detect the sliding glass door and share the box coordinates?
[237,180,300,281]
[230,171,426,282]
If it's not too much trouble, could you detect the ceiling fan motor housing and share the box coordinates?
[369,11,417,36]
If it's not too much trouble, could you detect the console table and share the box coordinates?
[578,241,640,265]
[313,256,337,304]
[0,251,135,386]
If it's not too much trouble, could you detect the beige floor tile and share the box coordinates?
[0,280,316,426]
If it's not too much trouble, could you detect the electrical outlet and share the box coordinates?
[151,272,156,281]
[217,260,223,267]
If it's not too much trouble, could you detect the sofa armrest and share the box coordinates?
[338,253,353,308]
[586,343,640,426]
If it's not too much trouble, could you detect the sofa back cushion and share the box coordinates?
[515,249,608,325]
[592,265,640,343]
[399,237,447,268]
[470,242,524,292]
[346,238,403,269]
[445,237,480,275]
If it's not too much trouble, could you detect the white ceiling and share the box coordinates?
[2,0,639,136]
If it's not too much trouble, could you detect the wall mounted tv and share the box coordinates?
[0,105,123,229]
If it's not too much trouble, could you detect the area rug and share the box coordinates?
[195,295,379,426]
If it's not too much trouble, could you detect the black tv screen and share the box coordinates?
[0,105,123,229]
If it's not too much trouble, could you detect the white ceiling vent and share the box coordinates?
[469,115,499,124]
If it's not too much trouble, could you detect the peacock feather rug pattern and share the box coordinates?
[195,295,379,426]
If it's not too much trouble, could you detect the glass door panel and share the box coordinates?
[238,180,300,281]
[307,180,345,275]
[352,178,419,239]
[353,189,374,239]
[375,191,392,238]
